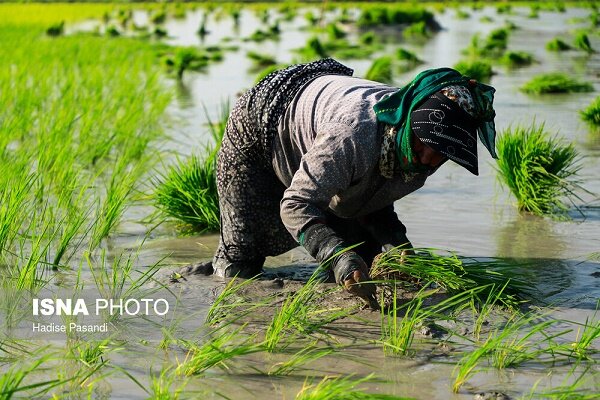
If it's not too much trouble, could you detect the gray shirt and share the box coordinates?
[272,75,428,239]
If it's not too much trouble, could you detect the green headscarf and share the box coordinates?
[373,67,497,172]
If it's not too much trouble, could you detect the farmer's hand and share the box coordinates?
[333,251,378,309]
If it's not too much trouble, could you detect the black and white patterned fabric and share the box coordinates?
[410,91,479,175]
[213,59,354,277]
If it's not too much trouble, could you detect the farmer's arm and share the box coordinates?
[280,122,373,269]
[358,205,413,252]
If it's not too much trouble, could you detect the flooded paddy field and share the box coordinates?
[1,2,599,399]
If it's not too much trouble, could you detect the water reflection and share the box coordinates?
[494,214,600,308]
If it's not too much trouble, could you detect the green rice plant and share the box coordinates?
[359,32,376,46]
[267,345,335,376]
[521,73,593,94]
[500,50,534,68]
[455,9,470,20]
[396,48,421,63]
[464,28,509,59]
[380,285,429,356]
[151,10,167,25]
[402,21,428,38]
[295,374,414,400]
[453,59,493,82]
[45,21,64,37]
[152,103,227,232]
[326,23,346,40]
[176,326,262,376]
[162,47,210,80]
[147,367,186,400]
[574,31,595,53]
[495,123,584,217]
[299,36,329,60]
[546,37,572,51]
[0,356,63,399]
[205,276,266,326]
[523,367,598,399]
[580,95,600,130]
[452,312,562,392]
[246,50,277,70]
[263,266,356,352]
[86,250,162,322]
[365,56,393,84]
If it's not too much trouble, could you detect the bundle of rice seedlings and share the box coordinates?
[246,51,277,69]
[365,56,393,84]
[574,31,595,53]
[153,105,228,232]
[520,72,593,94]
[161,47,209,80]
[46,21,64,37]
[546,37,572,51]
[500,50,534,68]
[580,96,600,130]
[396,47,421,63]
[453,59,493,82]
[326,23,345,40]
[402,21,429,38]
[495,123,583,217]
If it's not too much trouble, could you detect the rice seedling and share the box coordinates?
[573,31,595,53]
[246,50,277,70]
[0,355,63,399]
[267,344,335,376]
[452,312,563,393]
[396,48,421,63]
[263,265,356,352]
[176,326,262,376]
[365,56,393,84]
[152,102,227,232]
[580,95,600,130]
[546,37,572,51]
[455,10,470,20]
[402,21,429,38]
[464,28,510,59]
[295,374,414,400]
[453,59,493,82]
[523,367,598,399]
[46,21,64,37]
[148,367,186,400]
[326,23,346,40]
[495,123,585,217]
[380,285,430,356]
[500,50,534,68]
[520,73,593,94]
[372,248,528,308]
[161,46,210,80]
[205,276,265,326]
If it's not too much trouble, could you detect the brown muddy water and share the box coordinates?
[12,5,600,400]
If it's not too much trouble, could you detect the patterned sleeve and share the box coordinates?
[280,122,375,240]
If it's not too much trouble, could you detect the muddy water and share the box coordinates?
[78,5,599,399]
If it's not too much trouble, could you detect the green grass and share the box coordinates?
[580,95,600,130]
[495,123,584,217]
[520,73,593,94]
